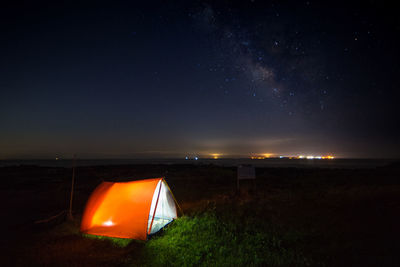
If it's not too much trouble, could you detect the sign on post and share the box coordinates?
[237,164,255,190]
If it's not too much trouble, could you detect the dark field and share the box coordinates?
[1,163,400,266]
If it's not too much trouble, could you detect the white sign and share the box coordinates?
[237,165,255,180]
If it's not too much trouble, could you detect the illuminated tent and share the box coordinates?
[80,178,179,240]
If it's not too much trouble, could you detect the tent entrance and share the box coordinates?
[147,180,177,235]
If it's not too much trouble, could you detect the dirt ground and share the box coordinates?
[1,163,399,266]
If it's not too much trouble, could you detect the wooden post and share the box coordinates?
[68,154,76,220]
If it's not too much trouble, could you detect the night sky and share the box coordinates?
[1,1,399,159]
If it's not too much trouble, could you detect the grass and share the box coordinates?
[76,210,312,266]
[82,234,134,247]
[144,212,312,266]
[3,163,400,266]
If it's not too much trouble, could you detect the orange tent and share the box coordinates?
[81,178,179,240]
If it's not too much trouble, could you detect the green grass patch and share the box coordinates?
[144,212,312,266]
[82,233,133,247]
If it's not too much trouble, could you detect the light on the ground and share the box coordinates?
[103,219,114,226]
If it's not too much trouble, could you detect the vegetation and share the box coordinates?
[2,163,400,266]
[83,234,133,248]
[145,212,311,266]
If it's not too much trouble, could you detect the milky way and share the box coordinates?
[0,1,399,158]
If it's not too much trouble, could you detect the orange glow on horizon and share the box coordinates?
[262,153,274,158]
[250,153,274,159]
[211,153,221,159]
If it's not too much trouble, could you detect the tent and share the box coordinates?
[80,178,179,240]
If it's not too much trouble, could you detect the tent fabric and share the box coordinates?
[147,180,177,234]
[80,178,177,240]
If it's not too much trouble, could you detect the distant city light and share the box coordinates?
[301,155,335,159]
[250,156,266,159]
[185,156,188,160]
[194,157,198,160]
[263,153,274,158]
[250,154,335,160]
[250,153,274,159]
[211,153,221,159]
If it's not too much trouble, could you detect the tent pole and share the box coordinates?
[68,154,76,220]
[148,179,163,235]
[163,178,184,216]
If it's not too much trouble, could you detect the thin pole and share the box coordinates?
[148,179,163,235]
[163,178,183,216]
[68,154,76,220]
